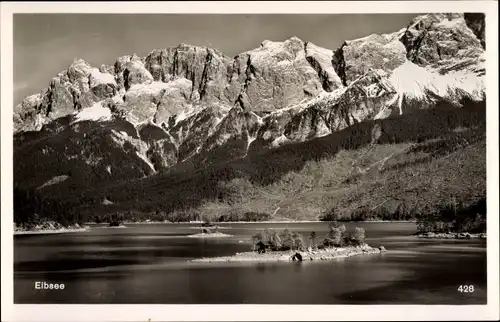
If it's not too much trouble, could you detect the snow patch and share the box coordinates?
[277,60,293,66]
[217,133,233,144]
[37,175,69,189]
[208,105,232,132]
[102,198,114,205]
[305,88,346,109]
[126,82,170,97]
[250,111,265,125]
[135,151,156,173]
[271,134,289,147]
[315,122,331,138]
[437,18,463,29]
[374,93,399,119]
[244,131,257,157]
[73,102,112,123]
[110,129,127,147]
[90,68,116,87]
[247,136,257,149]
[389,59,484,113]
[174,105,198,125]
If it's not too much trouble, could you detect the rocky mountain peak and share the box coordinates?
[464,13,486,49]
[400,13,484,72]
[70,57,92,69]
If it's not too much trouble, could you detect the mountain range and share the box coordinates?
[13,13,487,223]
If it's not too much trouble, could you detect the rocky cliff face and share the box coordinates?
[14,13,486,192]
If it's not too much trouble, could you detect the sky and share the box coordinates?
[13,13,418,105]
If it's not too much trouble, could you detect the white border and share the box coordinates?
[1,1,499,321]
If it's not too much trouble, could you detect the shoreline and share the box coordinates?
[98,225,128,229]
[14,226,89,235]
[187,226,230,230]
[86,219,416,225]
[191,244,386,263]
[187,232,233,238]
[416,232,486,239]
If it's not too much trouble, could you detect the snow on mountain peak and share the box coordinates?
[73,102,112,123]
[437,17,464,29]
[389,59,485,102]
[89,68,117,87]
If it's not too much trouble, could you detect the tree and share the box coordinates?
[292,232,305,251]
[351,227,366,245]
[202,215,213,226]
[309,231,317,249]
[14,187,80,228]
[327,219,345,233]
[267,229,282,251]
[320,207,339,222]
[280,229,295,250]
[251,231,264,251]
[324,227,343,247]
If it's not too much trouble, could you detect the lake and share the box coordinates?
[14,222,487,304]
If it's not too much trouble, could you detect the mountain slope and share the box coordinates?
[13,13,486,224]
[16,100,485,222]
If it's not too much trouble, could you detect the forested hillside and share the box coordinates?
[14,100,486,225]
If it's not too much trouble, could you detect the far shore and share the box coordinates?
[187,232,233,238]
[416,232,486,239]
[191,244,386,263]
[14,226,89,235]
[85,219,416,225]
[15,219,415,235]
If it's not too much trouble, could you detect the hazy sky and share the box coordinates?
[14,14,418,105]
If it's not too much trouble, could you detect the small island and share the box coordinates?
[187,219,233,238]
[416,232,486,239]
[413,205,486,240]
[191,222,386,263]
[101,214,127,228]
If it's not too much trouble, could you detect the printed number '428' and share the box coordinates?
[458,285,474,292]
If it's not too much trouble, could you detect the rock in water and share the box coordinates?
[292,252,303,261]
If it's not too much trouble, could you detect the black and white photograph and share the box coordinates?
[1,1,499,321]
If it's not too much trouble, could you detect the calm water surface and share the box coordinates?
[14,222,487,304]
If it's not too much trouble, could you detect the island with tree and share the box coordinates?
[414,198,486,239]
[191,221,386,263]
[187,218,233,238]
